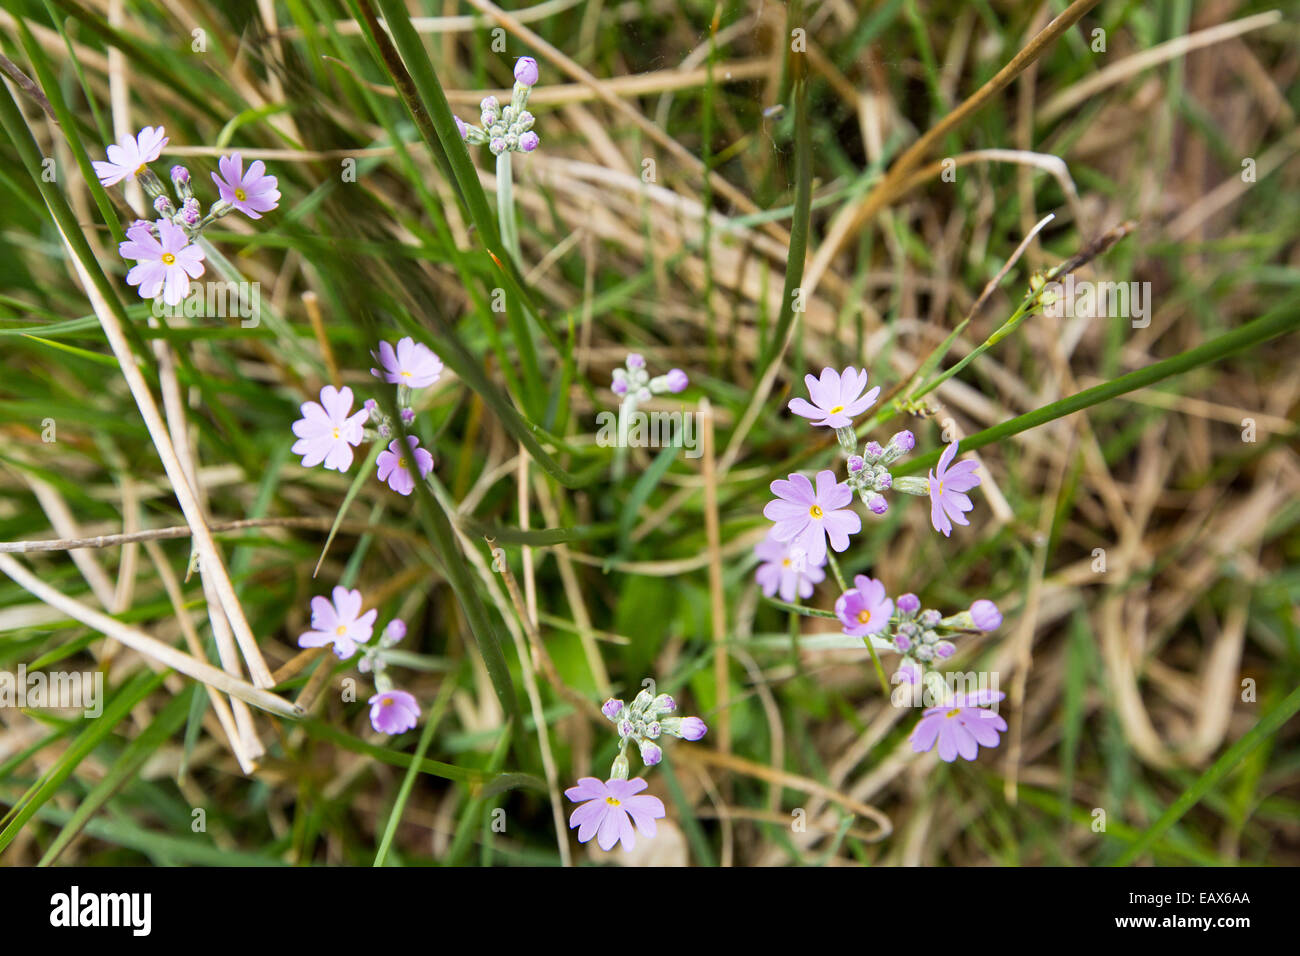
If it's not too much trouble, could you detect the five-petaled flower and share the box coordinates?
[370,337,444,389]
[565,777,666,852]
[211,152,281,219]
[376,435,434,496]
[928,441,981,536]
[93,126,168,187]
[291,385,369,472]
[754,534,825,603]
[763,470,861,566]
[298,586,378,659]
[119,219,205,306]
[910,690,1007,762]
[834,575,894,637]
[368,689,420,735]
[788,366,880,429]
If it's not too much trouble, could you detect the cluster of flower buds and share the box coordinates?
[601,684,707,777]
[610,352,688,402]
[356,618,408,678]
[885,595,1002,687]
[456,57,541,155]
[843,429,915,515]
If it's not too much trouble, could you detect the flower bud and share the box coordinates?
[601,698,624,720]
[626,353,645,369]
[664,368,688,393]
[969,599,1002,631]
[896,593,920,614]
[847,455,865,473]
[893,634,912,652]
[514,56,539,87]
[639,740,662,766]
[677,716,707,741]
[384,618,407,643]
[864,441,884,459]
[934,641,956,659]
[611,753,630,780]
[170,164,190,185]
[866,494,888,515]
[652,693,676,714]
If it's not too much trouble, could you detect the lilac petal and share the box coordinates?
[952,723,979,761]
[911,714,941,752]
[965,715,1004,748]
[595,806,624,851]
[788,397,822,420]
[605,777,648,799]
[936,724,960,762]
[564,777,608,802]
[764,498,808,521]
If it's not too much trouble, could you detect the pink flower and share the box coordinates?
[370,337,444,388]
[211,152,280,219]
[910,691,1007,762]
[928,441,982,536]
[118,219,204,306]
[834,575,894,637]
[291,385,369,472]
[788,367,880,429]
[565,777,666,852]
[376,436,434,495]
[754,534,825,602]
[298,586,378,659]
[763,470,861,566]
[92,126,168,186]
[368,689,420,734]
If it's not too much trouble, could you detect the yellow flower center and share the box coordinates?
[946,708,962,718]
[398,457,408,470]
[401,370,412,378]
[234,187,247,201]
[335,624,347,636]
[857,609,871,625]
[938,480,944,495]
[134,163,147,177]
[829,405,844,414]
[809,504,824,519]
[161,252,176,265]
[605,796,621,807]
[781,558,791,567]
[331,427,340,440]
[381,697,394,707]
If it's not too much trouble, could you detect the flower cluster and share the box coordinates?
[565,682,706,853]
[291,336,443,496]
[754,365,1008,763]
[610,352,688,402]
[96,127,279,306]
[455,57,541,155]
[298,588,421,735]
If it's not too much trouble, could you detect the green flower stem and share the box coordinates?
[496,150,521,267]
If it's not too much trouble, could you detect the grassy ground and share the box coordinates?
[0,0,1298,866]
